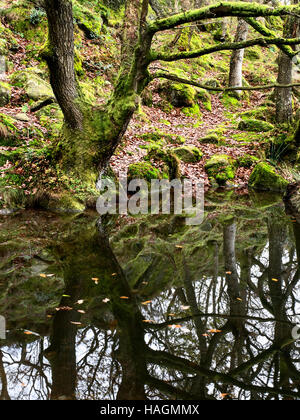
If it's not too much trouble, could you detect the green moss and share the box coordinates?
[146,146,181,180]
[205,154,236,186]
[199,134,219,144]
[238,118,274,133]
[222,93,241,109]
[73,0,103,39]
[248,162,289,193]
[237,154,259,168]
[173,146,203,163]
[127,162,162,183]
[196,88,212,111]
[182,103,202,118]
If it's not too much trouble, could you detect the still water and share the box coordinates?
[0,191,299,400]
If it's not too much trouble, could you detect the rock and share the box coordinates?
[11,68,54,101]
[248,162,289,193]
[173,146,203,163]
[238,118,274,132]
[199,134,219,144]
[237,154,259,168]
[160,82,196,108]
[128,162,162,183]
[14,112,30,122]
[0,81,11,106]
[205,154,236,186]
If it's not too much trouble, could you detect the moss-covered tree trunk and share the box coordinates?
[42,0,152,189]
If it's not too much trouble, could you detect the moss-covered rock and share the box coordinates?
[128,162,162,183]
[238,118,274,133]
[237,154,259,169]
[205,154,236,186]
[196,88,212,111]
[173,146,203,163]
[11,68,54,101]
[0,81,11,106]
[199,133,219,144]
[146,146,181,180]
[160,82,196,108]
[248,162,289,192]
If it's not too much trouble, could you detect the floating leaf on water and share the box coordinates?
[102,298,110,303]
[120,296,129,299]
[271,278,279,282]
[141,300,152,305]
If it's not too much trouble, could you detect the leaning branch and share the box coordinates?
[150,36,300,62]
[245,17,294,57]
[148,1,300,34]
[151,71,300,92]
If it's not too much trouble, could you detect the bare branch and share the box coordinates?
[151,35,300,62]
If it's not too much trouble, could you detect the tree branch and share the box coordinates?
[245,17,294,57]
[151,70,300,92]
[151,35,300,62]
[148,1,300,34]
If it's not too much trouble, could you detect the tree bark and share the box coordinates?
[228,18,248,97]
[276,1,299,124]
[42,0,83,130]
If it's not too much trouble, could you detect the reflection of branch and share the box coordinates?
[145,313,296,330]
[146,348,300,398]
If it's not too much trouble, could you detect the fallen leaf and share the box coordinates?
[272,278,279,282]
[24,331,33,335]
[142,319,155,323]
[77,299,84,305]
[120,296,129,299]
[111,273,117,276]
[39,274,47,278]
[175,245,183,249]
[141,300,152,305]
[226,271,232,275]
[208,329,222,333]
[70,321,81,325]
[77,310,85,314]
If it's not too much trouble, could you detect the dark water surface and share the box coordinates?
[0,191,299,400]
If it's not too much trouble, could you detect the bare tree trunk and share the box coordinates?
[228,18,248,97]
[276,11,299,124]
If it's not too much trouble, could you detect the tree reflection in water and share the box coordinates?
[0,194,299,400]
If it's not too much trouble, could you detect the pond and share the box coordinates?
[0,190,299,400]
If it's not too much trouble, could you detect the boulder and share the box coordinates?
[11,69,54,101]
[173,146,203,163]
[0,81,11,106]
[238,118,274,132]
[205,154,236,186]
[248,162,289,192]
